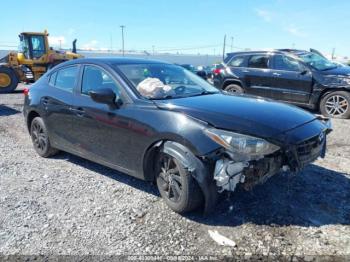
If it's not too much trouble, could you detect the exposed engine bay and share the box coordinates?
[212,130,327,193]
[213,155,285,193]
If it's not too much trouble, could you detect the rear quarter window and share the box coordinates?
[228,56,246,67]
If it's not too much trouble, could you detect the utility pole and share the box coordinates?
[110,34,113,52]
[120,25,125,56]
[331,48,335,60]
[231,37,234,52]
[59,39,62,50]
[222,34,226,61]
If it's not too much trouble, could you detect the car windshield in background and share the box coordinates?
[116,63,219,99]
[297,52,338,71]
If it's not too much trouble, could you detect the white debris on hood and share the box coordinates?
[137,77,174,99]
[208,230,236,247]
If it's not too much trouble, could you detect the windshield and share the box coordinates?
[297,52,338,71]
[116,63,219,99]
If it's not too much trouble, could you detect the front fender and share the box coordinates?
[162,141,219,213]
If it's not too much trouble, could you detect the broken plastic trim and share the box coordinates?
[214,159,247,193]
[161,141,219,213]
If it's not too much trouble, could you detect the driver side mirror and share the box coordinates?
[89,88,123,108]
[300,69,309,75]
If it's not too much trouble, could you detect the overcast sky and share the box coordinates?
[0,0,349,56]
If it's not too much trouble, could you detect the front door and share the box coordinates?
[70,64,136,174]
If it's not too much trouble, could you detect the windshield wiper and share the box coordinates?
[149,95,174,100]
[180,90,219,98]
[200,90,219,95]
[321,66,338,71]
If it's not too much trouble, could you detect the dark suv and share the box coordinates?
[213,49,350,118]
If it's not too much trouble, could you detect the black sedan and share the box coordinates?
[23,58,332,214]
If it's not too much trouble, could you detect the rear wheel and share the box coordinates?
[0,67,18,93]
[224,84,244,94]
[320,91,350,119]
[156,152,203,213]
[30,117,59,157]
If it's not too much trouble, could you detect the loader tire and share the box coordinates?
[0,67,18,93]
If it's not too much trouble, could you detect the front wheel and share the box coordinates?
[30,117,59,157]
[156,152,203,213]
[320,91,350,119]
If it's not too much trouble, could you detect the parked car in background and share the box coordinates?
[197,65,213,80]
[211,63,224,77]
[24,58,331,214]
[180,64,207,80]
[214,49,350,118]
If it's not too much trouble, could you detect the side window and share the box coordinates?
[55,66,79,92]
[49,72,57,86]
[248,55,269,69]
[274,55,302,72]
[228,56,245,67]
[81,65,120,95]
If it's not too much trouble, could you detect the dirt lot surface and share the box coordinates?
[1,85,349,260]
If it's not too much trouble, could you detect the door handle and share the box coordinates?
[71,107,85,117]
[272,72,282,77]
[42,97,49,105]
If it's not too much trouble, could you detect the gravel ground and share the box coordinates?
[0,85,349,260]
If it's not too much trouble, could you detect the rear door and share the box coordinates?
[243,54,275,98]
[270,54,312,103]
[43,65,79,151]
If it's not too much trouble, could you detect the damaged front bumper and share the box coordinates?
[212,118,332,194]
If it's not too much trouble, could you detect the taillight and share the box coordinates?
[213,68,222,75]
[23,88,29,96]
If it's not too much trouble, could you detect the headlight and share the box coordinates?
[342,78,350,85]
[204,128,280,157]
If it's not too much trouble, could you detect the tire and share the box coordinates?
[156,151,203,213]
[320,91,350,119]
[30,117,59,157]
[224,84,244,94]
[0,67,18,93]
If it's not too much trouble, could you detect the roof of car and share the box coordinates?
[224,49,311,63]
[226,49,311,57]
[62,57,171,66]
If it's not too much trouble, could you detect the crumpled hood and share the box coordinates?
[320,66,350,76]
[154,93,317,139]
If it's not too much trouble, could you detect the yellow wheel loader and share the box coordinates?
[0,30,83,93]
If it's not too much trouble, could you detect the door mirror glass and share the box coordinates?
[89,88,120,106]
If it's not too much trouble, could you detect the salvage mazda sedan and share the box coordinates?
[23,58,332,213]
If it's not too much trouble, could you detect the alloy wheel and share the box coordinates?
[325,95,349,116]
[158,154,183,203]
[31,121,47,152]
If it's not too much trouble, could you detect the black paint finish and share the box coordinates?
[24,57,331,182]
